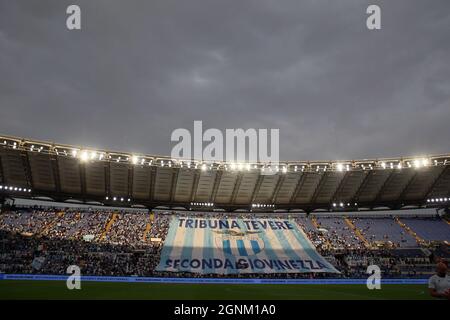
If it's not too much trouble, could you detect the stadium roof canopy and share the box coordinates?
[0,135,449,212]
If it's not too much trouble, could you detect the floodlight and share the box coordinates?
[80,151,89,162]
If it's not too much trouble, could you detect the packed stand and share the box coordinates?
[0,206,448,279]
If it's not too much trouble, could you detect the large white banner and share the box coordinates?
[156,217,339,274]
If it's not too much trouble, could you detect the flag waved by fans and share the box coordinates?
[156,217,340,274]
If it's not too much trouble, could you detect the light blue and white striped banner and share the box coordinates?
[156,217,340,274]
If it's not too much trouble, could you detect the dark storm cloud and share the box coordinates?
[0,0,449,160]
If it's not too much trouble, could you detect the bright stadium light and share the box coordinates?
[201,164,207,171]
[80,151,89,162]
[336,163,343,172]
[381,162,386,169]
[422,158,429,167]
[282,166,287,173]
[413,159,421,168]
[131,155,139,165]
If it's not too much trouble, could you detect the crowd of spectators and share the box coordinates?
[106,213,149,246]
[0,206,448,279]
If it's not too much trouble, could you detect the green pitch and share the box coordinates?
[0,280,432,300]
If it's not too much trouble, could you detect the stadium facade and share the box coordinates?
[0,135,449,212]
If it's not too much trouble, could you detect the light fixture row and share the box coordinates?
[0,185,32,193]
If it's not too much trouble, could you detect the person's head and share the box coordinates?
[436,261,448,276]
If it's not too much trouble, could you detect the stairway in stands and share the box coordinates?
[142,212,154,241]
[344,217,371,248]
[100,212,119,241]
[41,211,65,235]
[395,217,425,246]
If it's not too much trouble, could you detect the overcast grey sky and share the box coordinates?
[1,0,449,161]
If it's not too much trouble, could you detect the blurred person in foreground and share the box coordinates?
[428,260,450,300]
